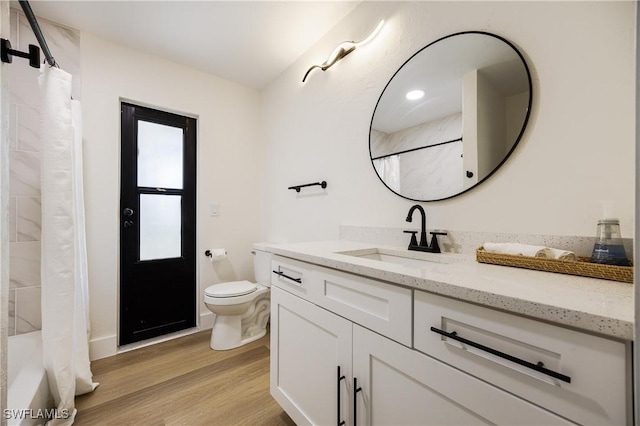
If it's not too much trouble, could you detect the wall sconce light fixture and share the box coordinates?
[302,20,384,83]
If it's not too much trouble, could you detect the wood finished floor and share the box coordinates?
[75,330,295,426]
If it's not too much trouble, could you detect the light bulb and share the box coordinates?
[406,90,425,100]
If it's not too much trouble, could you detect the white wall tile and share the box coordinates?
[16,105,40,152]
[8,197,16,243]
[37,17,82,99]
[17,196,41,242]
[9,150,41,196]
[9,241,40,288]
[15,286,42,334]
[7,64,39,107]
[16,14,82,99]
[9,104,17,150]
[8,290,16,337]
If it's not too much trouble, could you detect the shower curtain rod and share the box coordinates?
[18,0,57,67]
[371,137,462,161]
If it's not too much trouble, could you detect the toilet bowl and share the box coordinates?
[204,244,271,350]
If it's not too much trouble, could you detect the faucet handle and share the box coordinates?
[428,231,447,253]
[403,230,418,247]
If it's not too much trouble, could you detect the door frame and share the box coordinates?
[118,99,199,346]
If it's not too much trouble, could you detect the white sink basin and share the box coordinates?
[337,247,452,269]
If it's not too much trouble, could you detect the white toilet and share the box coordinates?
[204,243,271,350]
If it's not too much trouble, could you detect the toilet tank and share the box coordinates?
[252,243,272,287]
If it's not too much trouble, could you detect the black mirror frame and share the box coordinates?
[369,30,533,202]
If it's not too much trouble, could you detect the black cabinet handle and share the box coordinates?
[353,377,362,425]
[272,270,302,284]
[337,366,345,426]
[430,327,571,384]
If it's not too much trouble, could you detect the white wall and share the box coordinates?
[80,0,635,358]
[261,1,635,242]
[81,33,262,357]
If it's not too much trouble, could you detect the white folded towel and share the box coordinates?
[482,243,577,260]
[547,248,577,261]
[483,243,551,258]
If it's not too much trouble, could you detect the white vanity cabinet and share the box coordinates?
[270,254,413,425]
[270,254,631,425]
[270,286,352,426]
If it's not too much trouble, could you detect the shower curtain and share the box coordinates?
[39,67,97,426]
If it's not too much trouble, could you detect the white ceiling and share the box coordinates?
[21,1,359,90]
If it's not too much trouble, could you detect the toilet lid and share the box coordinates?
[205,281,257,298]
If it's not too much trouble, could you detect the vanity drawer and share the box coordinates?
[312,266,412,346]
[414,291,629,425]
[271,256,315,301]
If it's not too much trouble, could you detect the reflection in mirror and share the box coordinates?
[370,31,531,201]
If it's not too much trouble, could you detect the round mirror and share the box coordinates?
[370,31,532,201]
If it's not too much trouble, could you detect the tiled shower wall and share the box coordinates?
[370,113,463,200]
[8,9,80,335]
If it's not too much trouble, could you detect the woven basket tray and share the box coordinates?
[476,248,633,284]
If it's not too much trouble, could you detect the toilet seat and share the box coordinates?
[205,281,257,298]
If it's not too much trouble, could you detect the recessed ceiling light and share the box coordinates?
[406,90,425,100]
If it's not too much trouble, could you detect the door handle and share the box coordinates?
[123,220,134,228]
[123,207,134,217]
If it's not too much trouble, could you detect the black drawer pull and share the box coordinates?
[430,327,571,384]
[272,270,302,284]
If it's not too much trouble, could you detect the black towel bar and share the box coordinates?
[288,181,327,192]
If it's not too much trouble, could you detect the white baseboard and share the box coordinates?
[89,313,215,361]
[89,334,118,361]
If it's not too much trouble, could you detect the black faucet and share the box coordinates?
[404,204,447,253]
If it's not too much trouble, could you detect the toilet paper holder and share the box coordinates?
[205,249,227,258]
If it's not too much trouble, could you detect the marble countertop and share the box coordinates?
[265,240,634,340]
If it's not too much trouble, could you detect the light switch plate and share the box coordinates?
[210,203,219,217]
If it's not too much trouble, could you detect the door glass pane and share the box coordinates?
[138,120,184,189]
[140,194,181,260]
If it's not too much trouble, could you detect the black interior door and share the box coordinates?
[120,102,196,345]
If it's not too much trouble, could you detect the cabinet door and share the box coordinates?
[352,325,575,426]
[271,287,352,426]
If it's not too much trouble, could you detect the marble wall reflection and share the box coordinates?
[8,9,81,335]
[371,113,463,200]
